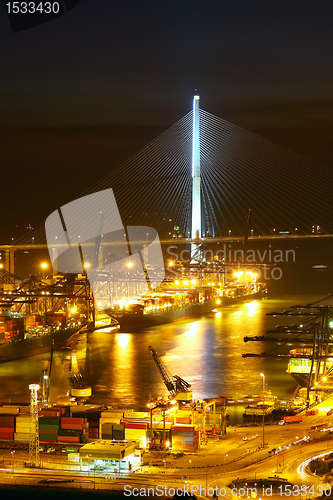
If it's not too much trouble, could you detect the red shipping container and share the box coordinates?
[124,423,147,430]
[0,426,14,433]
[61,417,86,425]
[0,416,15,423]
[61,423,85,430]
[57,435,80,443]
[38,429,58,435]
[39,411,61,417]
[39,438,57,442]
[0,433,14,440]
[172,426,196,432]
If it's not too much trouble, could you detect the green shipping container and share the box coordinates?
[39,433,58,440]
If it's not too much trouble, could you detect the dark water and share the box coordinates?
[0,293,328,409]
[0,240,332,410]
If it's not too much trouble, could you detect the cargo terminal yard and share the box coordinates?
[0,388,332,495]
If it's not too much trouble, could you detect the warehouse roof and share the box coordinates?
[79,440,139,461]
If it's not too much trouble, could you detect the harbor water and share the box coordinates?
[0,254,332,419]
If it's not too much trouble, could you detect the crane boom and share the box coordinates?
[148,346,191,397]
[148,346,176,396]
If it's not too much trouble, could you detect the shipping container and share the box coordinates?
[58,429,82,437]
[283,415,303,423]
[39,429,58,435]
[57,436,80,443]
[61,417,86,426]
[0,407,19,414]
[101,433,113,440]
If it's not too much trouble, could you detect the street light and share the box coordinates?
[224,453,228,473]
[206,469,211,492]
[11,450,15,472]
[185,460,191,479]
[261,373,265,448]
[41,262,48,279]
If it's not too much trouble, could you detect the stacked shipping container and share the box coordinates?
[15,415,31,442]
[58,417,88,444]
[0,415,15,441]
[0,404,201,451]
[171,425,199,451]
[39,417,60,443]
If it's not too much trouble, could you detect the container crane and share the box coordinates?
[148,346,192,403]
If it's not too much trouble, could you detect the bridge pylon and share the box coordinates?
[191,93,202,262]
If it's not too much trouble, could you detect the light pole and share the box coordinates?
[206,469,211,492]
[11,451,15,472]
[224,454,228,473]
[261,373,265,447]
[185,460,191,479]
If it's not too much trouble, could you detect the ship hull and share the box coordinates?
[0,328,79,364]
[289,373,311,387]
[109,290,264,330]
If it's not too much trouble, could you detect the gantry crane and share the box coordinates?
[192,399,218,441]
[148,346,192,403]
[242,295,333,403]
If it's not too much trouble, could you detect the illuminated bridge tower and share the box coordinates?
[191,94,201,260]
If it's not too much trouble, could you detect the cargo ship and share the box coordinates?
[0,312,83,363]
[286,345,333,387]
[106,279,266,330]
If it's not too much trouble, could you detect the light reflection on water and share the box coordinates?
[0,295,327,408]
[83,295,318,408]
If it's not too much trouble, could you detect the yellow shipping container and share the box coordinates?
[100,412,124,419]
[14,432,31,441]
[125,429,146,439]
[15,425,31,432]
[124,411,148,419]
[0,407,20,414]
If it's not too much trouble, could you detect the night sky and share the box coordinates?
[1,0,333,242]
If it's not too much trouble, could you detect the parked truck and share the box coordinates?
[282,415,303,424]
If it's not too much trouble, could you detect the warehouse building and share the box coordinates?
[79,440,141,473]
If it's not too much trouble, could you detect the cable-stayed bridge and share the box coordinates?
[2,95,333,272]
